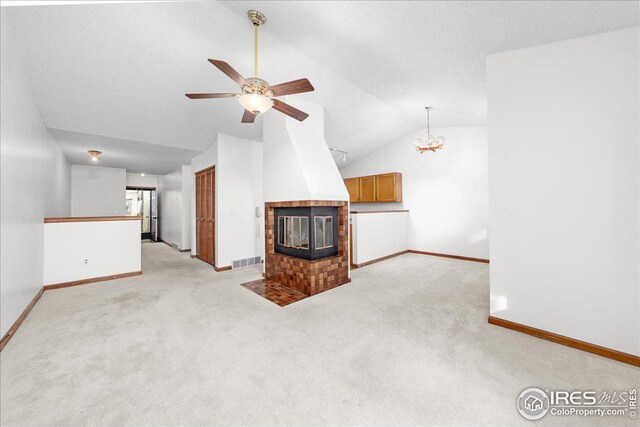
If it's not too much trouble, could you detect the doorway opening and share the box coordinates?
[126,187,157,240]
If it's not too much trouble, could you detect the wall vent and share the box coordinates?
[232,256,262,269]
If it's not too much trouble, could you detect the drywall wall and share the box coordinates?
[43,219,141,285]
[180,165,192,251]
[158,167,183,249]
[216,134,263,267]
[126,173,159,188]
[351,212,409,265]
[0,12,71,337]
[488,27,639,356]
[190,135,263,267]
[157,165,191,251]
[71,165,126,216]
[263,98,349,202]
[341,126,489,259]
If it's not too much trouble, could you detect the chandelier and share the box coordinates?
[415,107,445,153]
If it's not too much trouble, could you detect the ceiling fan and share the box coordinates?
[185,10,314,123]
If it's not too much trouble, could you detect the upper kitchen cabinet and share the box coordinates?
[344,178,360,203]
[375,173,402,202]
[343,173,402,203]
[359,175,377,203]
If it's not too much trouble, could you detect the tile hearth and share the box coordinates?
[240,279,309,307]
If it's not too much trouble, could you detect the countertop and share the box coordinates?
[350,210,409,214]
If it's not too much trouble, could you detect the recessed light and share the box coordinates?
[141,173,145,177]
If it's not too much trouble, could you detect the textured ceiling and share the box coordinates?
[49,128,200,175]
[5,1,638,171]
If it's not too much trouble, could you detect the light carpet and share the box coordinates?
[1,242,637,426]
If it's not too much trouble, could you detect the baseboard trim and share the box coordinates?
[2,271,144,351]
[351,249,489,269]
[352,250,409,269]
[44,271,142,290]
[160,240,190,253]
[0,287,45,352]
[488,316,640,367]
[408,250,489,263]
[214,265,232,272]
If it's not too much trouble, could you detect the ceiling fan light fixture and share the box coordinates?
[239,93,273,115]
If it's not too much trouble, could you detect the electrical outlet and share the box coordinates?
[84,259,88,264]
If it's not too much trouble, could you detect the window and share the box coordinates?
[314,216,334,249]
[277,216,309,249]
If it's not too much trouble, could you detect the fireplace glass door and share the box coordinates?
[274,207,338,260]
[314,216,334,249]
[278,216,309,250]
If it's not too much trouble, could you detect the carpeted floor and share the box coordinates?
[1,242,637,426]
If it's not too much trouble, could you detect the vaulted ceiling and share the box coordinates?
[5,1,638,172]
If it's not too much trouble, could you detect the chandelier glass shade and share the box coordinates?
[415,107,445,153]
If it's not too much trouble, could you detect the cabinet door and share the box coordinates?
[359,176,377,202]
[344,178,360,203]
[376,173,402,202]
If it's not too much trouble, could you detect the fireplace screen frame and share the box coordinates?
[277,216,310,250]
[274,207,339,260]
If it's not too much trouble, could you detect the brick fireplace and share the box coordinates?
[265,200,349,296]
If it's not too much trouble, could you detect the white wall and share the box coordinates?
[0,12,71,337]
[263,99,349,202]
[341,126,489,259]
[71,165,126,216]
[44,219,141,285]
[180,165,192,250]
[351,212,409,265]
[158,167,183,248]
[488,27,639,356]
[126,173,159,188]
[217,134,263,267]
[156,165,191,251]
[190,135,263,267]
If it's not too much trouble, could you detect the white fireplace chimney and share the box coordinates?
[263,98,349,203]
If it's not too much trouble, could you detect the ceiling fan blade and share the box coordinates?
[241,109,256,123]
[185,93,238,99]
[273,99,309,122]
[270,78,314,97]
[208,59,250,87]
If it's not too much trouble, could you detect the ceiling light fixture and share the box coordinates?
[88,150,102,162]
[185,10,314,123]
[329,148,348,162]
[140,173,145,177]
[415,107,445,154]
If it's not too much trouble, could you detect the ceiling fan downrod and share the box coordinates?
[248,10,266,79]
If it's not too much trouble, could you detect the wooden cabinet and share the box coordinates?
[359,175,377,202]
[375,173,402,202]
[344,172,402,203]
[344,178,360,203]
